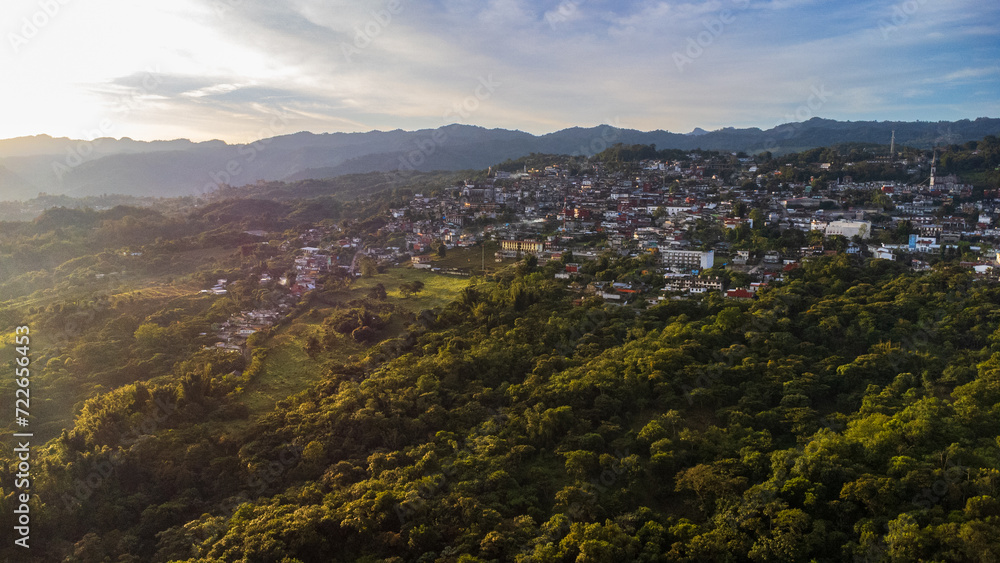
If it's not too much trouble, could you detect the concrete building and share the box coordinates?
[825,220,872,239]
[661,249,714,270]
[664,276,724,294]
[501,240,544,254]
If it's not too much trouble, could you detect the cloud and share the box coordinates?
[0,0,996,141]
[940,67,1000,83]
[477,0,534,24]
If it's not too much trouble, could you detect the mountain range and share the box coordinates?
[1,117,998,200]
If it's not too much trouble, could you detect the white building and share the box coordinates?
[663,276,724,294]
[661,249,714,270]
[663,206,696,216]
[872,246,895,260]
[825,220,872,239]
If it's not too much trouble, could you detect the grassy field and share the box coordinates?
[353,267,472,311]
[1,256,475,435]
[112,281,202,301]
[238,306,353,413]
[411,242,520,276]
[427,242,497,273]
[239,266,472,414]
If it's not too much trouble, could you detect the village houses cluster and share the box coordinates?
[205,148,1000,335]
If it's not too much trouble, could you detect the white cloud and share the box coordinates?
[0,0,995,140]
[940,67,1000,82]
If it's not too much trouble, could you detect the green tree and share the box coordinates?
[305,335,322,358]
[358,254,378,277]
[400,280,425,298]
[368,283,387,301]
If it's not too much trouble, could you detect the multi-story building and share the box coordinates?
[501,240,544,254]
[661,249,714,270]
[664,276,724,294]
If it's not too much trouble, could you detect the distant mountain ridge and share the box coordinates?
[0,117,997,200]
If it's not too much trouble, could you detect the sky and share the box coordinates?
[2,0,998,143]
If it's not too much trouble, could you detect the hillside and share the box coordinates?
[3,249,1000,561]
[2,142,1000,561]
[1,194,1000,560]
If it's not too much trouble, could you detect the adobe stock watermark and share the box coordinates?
[549,449,637,532]
[42,297,113,345]
[51,66,165,183]
[341,0,405,63]
[934,124,962,147]
[445,75,501,124]
[550,306,611,358]
[878,0,929,40]
[673,0,751,72]
[8,0,74,54]
[394,409,507,524]
[201,111,294,194]
[545,0,585,29]
[212,0,243,17]
[393,75,501,175]
[59,394,179,510]
[855,521,892,563]
[218,444,304,514]
[569,118,624,157]
[911,457,968,511]
[760,84,833,152]
[680,295,786,404]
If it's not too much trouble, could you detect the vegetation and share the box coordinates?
[4,243,1000,561]
[3,141,1000,561]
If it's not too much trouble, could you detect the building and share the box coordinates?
[664,276,724,294]
[783,198,821,209]
[663,206,696,216]
[919,224,944,238]
[501,240,544,254]
[726,288,754,300]
[873,247,895,260]
[661,249,714,270]
[825,220,872,239]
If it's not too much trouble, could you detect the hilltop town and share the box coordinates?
[204,139,998,341]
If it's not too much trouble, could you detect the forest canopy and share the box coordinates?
[3,251,1000,562]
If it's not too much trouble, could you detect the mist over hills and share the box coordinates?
[0,117,997,200]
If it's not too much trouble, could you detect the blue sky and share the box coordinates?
[2,0,998,142]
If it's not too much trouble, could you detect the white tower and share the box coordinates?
[930,148,937,187]
[889,130,895,158]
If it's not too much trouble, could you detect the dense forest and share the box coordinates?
[4,240,1000,560]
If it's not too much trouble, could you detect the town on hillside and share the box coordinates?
[200,142,1000,348]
